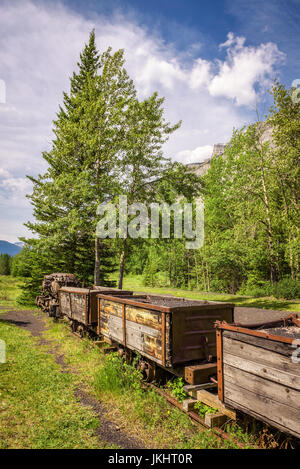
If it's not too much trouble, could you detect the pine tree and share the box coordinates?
[25,31,137,291]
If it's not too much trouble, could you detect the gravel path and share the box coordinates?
[234,306,295,325]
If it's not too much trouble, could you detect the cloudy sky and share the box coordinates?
[0,0,299,242]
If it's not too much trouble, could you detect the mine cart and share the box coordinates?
[97,294,234,381]
[59,286,133,329]
[216,315,300,439]
[36,273,79,317]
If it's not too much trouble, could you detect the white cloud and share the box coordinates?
[0,2,285,241]
[189,59,212,89]
[209,32,285,106]
[175,145,213,164]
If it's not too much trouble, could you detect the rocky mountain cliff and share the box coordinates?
[186,143,226,177]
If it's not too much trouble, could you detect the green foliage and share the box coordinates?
[123,82,300,299]
[0,254,12,275]
[94,352,143,395]
[272,277,300,300]
[166,378,188,402]
[193,401,218,417]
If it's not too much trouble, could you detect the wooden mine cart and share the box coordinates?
[58,286,133,332]
[216,315,300,439]
[97,294,234,381]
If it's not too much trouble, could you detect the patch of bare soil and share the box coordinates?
[0,309,144,449]
[75,388,143,449]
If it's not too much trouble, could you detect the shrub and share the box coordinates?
[194,401,218,418]
[273,278,300,300]
[94,353,143,395]
[166,377,188,402]
[238,280,273,298]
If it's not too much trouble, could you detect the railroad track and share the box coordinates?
[67,326,249,449]
[142,382,249,449]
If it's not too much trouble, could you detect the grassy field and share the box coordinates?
[0,319,101,449]
[0,275,258,449]
[115,273,300,313]
[0,275,34,311]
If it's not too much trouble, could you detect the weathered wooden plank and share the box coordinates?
[223,329,294,357]
[101,299,123,318]
[223,352,300,390]
[59,292,71,315]
[70,293,87,322]
[224,363,299,410]
[195,389,236,420]
[182,398,197,412]
[223,336,299,375]
[126,305,162,330]
[126,320,162,360]
[204,412,230,428]
[224,380,300,438]
[184,383,216,398]
[123,318,161,338]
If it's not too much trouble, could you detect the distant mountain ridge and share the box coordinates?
[0,240,22,256]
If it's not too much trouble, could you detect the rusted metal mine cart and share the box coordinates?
[216,315,300,439]
[59,286,133,336]
[97,294,234,382]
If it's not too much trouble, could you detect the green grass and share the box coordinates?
[0,320,100,449]
[43,319,251,448]
[114,273,300,313]
[0,275,36,311]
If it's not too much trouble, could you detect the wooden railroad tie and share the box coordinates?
[183,385,236,425]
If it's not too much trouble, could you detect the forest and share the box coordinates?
[10,31,300,303]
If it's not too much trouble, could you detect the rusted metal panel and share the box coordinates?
[122,304,126,346]
[216,329,223,401]
[161,312,166,367]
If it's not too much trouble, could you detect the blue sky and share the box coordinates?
[0,0,299,242]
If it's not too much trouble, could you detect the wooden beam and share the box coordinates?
[184,362,217,385]
[184,382,216,398]
[196,389,236,420]
[204,412,230,428]
[182,398,197,412]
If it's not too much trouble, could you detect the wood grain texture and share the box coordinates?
[223,329,295,357]
[224,380,300,438]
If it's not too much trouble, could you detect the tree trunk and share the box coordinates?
[194,251,199,290]
[118,239,127,289]
[94,237,101,286]
[259,161,277,284]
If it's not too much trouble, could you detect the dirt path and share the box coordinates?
[0,309,144,449]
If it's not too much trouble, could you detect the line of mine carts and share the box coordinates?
[36,273,300,440]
